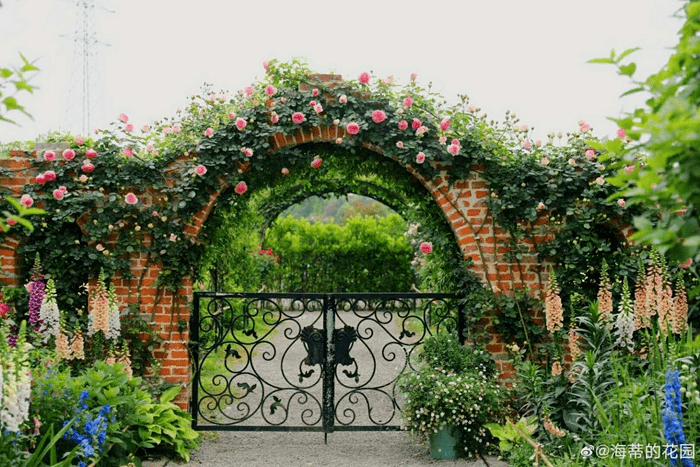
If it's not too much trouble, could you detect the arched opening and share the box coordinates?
[187,143,484,430]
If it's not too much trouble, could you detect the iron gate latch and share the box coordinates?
[299,325,358,382]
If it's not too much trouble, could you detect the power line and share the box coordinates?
[61,0,112,135]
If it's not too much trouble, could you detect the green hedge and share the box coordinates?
[264,214,414,292]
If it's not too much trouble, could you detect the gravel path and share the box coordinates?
[143,431,509,467]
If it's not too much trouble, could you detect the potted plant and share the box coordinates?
[398,331,510,459]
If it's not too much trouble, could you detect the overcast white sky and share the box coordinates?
[0,0,684,144]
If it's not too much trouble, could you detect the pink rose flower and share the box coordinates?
[398,120,408,130]
[44,170,56,181]
[53,189,65,200]
[169,233,177,242]
[44,150,56,161]
[595,177,605,185]
[314,104,324,113]
[6,218,17,226]
[244,148,254,157]
[263,60,270,72]
[346,122,360,135]
[118,113,129,123]
[141,125,150,132]
[439,136,447,144]
[410,73,417,82]
[124,193,138,205]
[311,157,323,169]
[204,127,214,138]
[523,141,532,150]
[403,97,413,108]
[568,158,576,166]
[416,126,428,136]
[280,97,287,104]
[35,174,46,184]
[447,144,460,155]
[416,152,426,164]
[372,110,387,123]
[440,119,450,131]
[244,86,255,96]
[537,202,546,210]
[271,112,279,123]
[411,118,421,130]
[265,84,276,96]
[585,149,596,159]
[451,139,460,146]
[63,149,76,161]
[281,168,289,175]
[679,258,693,269]
[235,117,247,130]
[383,75,394,85]
[228,113,236,120]
[312,88,319,96]
[75,135,85,145]
[292,112,305,124]
[335,138,343,144]
[625,165,635,174]
[82,162,95,173]
[579,123,591,133]
[235,181,247,194]
[122,147,134,158]
[339,94,347,104]
[195,164,207,176]
[540,157,550,166]
[467,104,476,112]
[617,198,626,207]
[86,149,98,159]
[172,124,181,133]
[146,144,154,152]
[79,174,88,182]
[125,123,134,133]
[309,100,317,107]
[162,127,172,135]
[59,186,67,192]
[616,128,626,139]
[396,141,404,149]
[333,119,340,126]
[358,72,371,84]
[419,242,432,254]
[20,194,33,207]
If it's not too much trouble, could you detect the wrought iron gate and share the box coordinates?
[190,292,464,433]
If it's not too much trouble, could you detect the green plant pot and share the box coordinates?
[429,424,461,460]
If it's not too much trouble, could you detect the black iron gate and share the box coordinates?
[190,292,464,433]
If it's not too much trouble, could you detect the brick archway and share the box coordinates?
[0,76,576,409]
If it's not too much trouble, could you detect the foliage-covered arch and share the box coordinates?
[0,59,639,406]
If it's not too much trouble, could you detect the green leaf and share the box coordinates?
[160,385,182,404]
[620,87,644,98]
[3,96,20,110]
[615,47,641,63]
[618,63,637,77]
[587,57,615,65]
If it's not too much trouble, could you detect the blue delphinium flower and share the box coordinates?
[662,368,695,467]
[61,390,112,465]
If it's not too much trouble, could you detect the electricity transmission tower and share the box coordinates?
[62,0,111,135]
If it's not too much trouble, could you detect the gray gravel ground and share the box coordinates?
[142,430,510,467]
